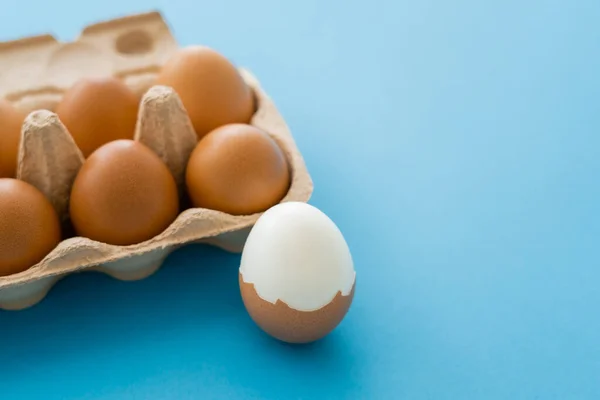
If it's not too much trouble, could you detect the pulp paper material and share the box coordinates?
[0,11,313,310]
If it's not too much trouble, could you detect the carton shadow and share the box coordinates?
[0,244,243,370]
[0,243,360,396]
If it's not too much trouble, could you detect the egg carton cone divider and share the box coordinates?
[0,11,313,310]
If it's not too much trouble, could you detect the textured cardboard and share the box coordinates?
[0,11,313,310]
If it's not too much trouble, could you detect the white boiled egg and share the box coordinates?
[239,201,356,343]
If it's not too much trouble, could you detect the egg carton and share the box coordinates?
[0,11,313,310]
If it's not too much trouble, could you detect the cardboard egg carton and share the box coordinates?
[0,11,313,310]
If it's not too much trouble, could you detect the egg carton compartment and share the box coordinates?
[0,12,313,311]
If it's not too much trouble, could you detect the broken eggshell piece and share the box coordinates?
[239,201,356,343]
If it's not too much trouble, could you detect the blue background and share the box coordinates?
[1,1,599,399]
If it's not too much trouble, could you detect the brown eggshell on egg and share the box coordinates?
[55,77,139,157]
[239,274,355,344]
[155,45,255,139]
[0,178,62,277]
[69,139,179,246]
[0,99,26,178]
[185,123,290,215]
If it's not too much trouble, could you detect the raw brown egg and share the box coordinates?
[69,140,179,246]
[0,178,61,277]
[185,123,290,215]
[0,99,26,178]
[155,45,255,139]
[55,77,139,157]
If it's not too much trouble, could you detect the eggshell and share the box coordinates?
[155,46,255,139]
[0,99,26,178]
[69,139,179,246]
[186,123,290,215]
[240,276,355,344]
[0,178,61,277]
[239,202,355,343]
[55,77,139,157]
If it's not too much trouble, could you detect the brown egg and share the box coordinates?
[69,140,179,246]
[55,77,139,157]
[185,124,290,215]
[0,99,26,178]
[0,178,61,277]
[155,45,255,139]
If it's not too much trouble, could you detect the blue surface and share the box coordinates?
[1,1,599,398]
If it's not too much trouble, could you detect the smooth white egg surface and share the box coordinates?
[239,201,355,311]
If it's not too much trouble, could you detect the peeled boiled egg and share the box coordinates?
[155,45,255,139]
[55,77,139,157]
[239,201,356,343]
[0,99,26,178]
[0,178,61,276]
[186,123,290,215]
[69,139,179,246]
